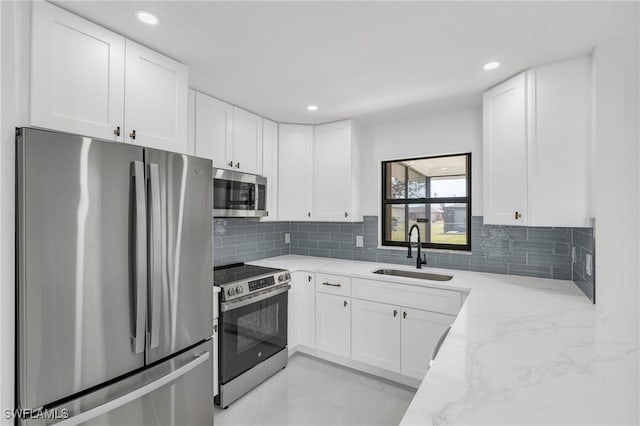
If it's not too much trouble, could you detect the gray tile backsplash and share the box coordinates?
[213,216,595,301]
[572,227,595,303]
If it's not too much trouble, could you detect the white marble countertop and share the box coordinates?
[249,255,639,425]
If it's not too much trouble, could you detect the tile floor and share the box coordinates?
[214,353,416,426]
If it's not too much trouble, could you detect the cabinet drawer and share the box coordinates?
[316,273,351,297]
[351,278,462,315]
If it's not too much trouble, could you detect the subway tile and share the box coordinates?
[309,232,331,241]
[353,252,379,263]
[234,225,258,235]
[572,229,594,252]
[435,256,470,271]
[512,240,555,254]
[554,243,571,255]
[264,232,283,242]
[331,233,354,242]
[340,223,363,234]
[470,259,509,275]
[291,247,309,256]
[235,243,258,255]
[257,241,275,251]
[298,223,319,232]
[298,240,319,249]
[244,251,266,262]
[215,246,236,258]
[264,248,284,259]
[527,253,572,268]
[274,222,289,232]
[221,255,245,265]
[318,241,340,250]
[308,248,331,258]
[330,250,354,260]
[376,254,406,265]
[508,264,552,279]
[243,234,264,244]
[527,227,571,242]
[291,231,309,240]
[318,223,341,232]
[552,267,572,280]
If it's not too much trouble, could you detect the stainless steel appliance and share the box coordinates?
[214,263,291,408]
[16,128,214,425]
[213,168,267,218]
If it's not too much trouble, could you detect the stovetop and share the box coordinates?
[214,263,284,286]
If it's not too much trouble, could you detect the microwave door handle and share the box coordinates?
[147,163,161,349]
[131,161,147,354]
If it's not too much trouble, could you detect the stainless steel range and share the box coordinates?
[214,263,291,408]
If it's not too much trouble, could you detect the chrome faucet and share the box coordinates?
[407,224,427,269]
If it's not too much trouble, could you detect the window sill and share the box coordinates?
[378,245,473,255]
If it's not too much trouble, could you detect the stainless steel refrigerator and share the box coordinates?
[16,128,214,425]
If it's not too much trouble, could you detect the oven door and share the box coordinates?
[219,289,288,383]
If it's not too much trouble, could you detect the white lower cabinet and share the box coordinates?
[289,272,316,350]
[400,308,454,380]
[315,292,351,358]
[351,299,401,372]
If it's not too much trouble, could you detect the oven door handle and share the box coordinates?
[220,284,290,312]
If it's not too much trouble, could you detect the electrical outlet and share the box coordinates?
[585,253,593,276]
[285,233,290,244]
[571,246,576,263]
[356,235,363,247]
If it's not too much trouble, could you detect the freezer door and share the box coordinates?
[16,128,147,409]
[20,340,214,426]
[144,150,213,363]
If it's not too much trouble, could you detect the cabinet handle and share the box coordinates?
[345,211,348,218]
[129,130,136,140]
[343,300,348,307]
[307,212,311,218]
[515,211,522,220]
[403,311,407,319]
[235,162,240,168]
[308,275,312,282]
[393,310,398,317]
[213,323,218,333]
[228,161,233,167]
[113,126,121,137]
[322,282,341,287]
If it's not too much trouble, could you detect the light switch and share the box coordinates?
[285,233,290,244]
[356,235,363,247]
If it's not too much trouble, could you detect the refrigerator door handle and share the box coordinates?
[132,161,147,354]
[53,351,210,426]
[147,163,161,349]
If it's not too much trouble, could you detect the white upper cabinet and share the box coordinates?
[194,92,234,168]
[313,120,361,221]
[31,1,125,142]
[124,40,188,153]
[278,124,314,221]
[31,2,188,153]
[262,119,279,221]
[527,56,592,227]
[232,107,263,175]
[482,72,529,225]
[483,56,592,227]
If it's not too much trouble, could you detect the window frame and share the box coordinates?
[380,153,472,252]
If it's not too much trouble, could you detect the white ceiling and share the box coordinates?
[54,1,635,124]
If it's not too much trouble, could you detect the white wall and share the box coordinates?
[356,107,482,217]
[591,7,639,423]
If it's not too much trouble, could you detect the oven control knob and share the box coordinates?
[227,287,235,297]
[236,286,244,295]
[278,274,285,282]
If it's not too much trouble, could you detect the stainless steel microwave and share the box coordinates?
[213,168,267,218]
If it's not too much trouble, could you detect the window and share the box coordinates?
[381,153,471,251]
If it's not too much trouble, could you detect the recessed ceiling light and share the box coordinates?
[136,10,159,25]
[306,105,318,112]
[483,61,500,71]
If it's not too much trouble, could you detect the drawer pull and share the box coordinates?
[322,282,341,287]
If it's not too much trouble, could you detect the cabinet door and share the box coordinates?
[31,2,125,141]
[313,120,353,221]
[351,299,401,372]
[278,124,314,220]
[124,40,188,153]
[401,308,454,380]
[298,273,316,348]
[316,293,350,358]
[288,273,300,350]
[483,72,529,225]
[194,92,233,167]
[232,107,263,175]
[528,56,591,227]
[262,119,279,221]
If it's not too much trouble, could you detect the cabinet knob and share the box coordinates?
[515,211,522,220]
[228,161,233,167]
[129,130,136,140]
[235,162,240,168]
[213,324,217,333]
[308,275,312,282]
[307,212,311,218]
[403,311,407,319]
[393,310,398,317]
[344,211,348,218]
[343,300,348,307]
[113,126,121,137]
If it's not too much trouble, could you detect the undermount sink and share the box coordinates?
[372,269,454,281]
